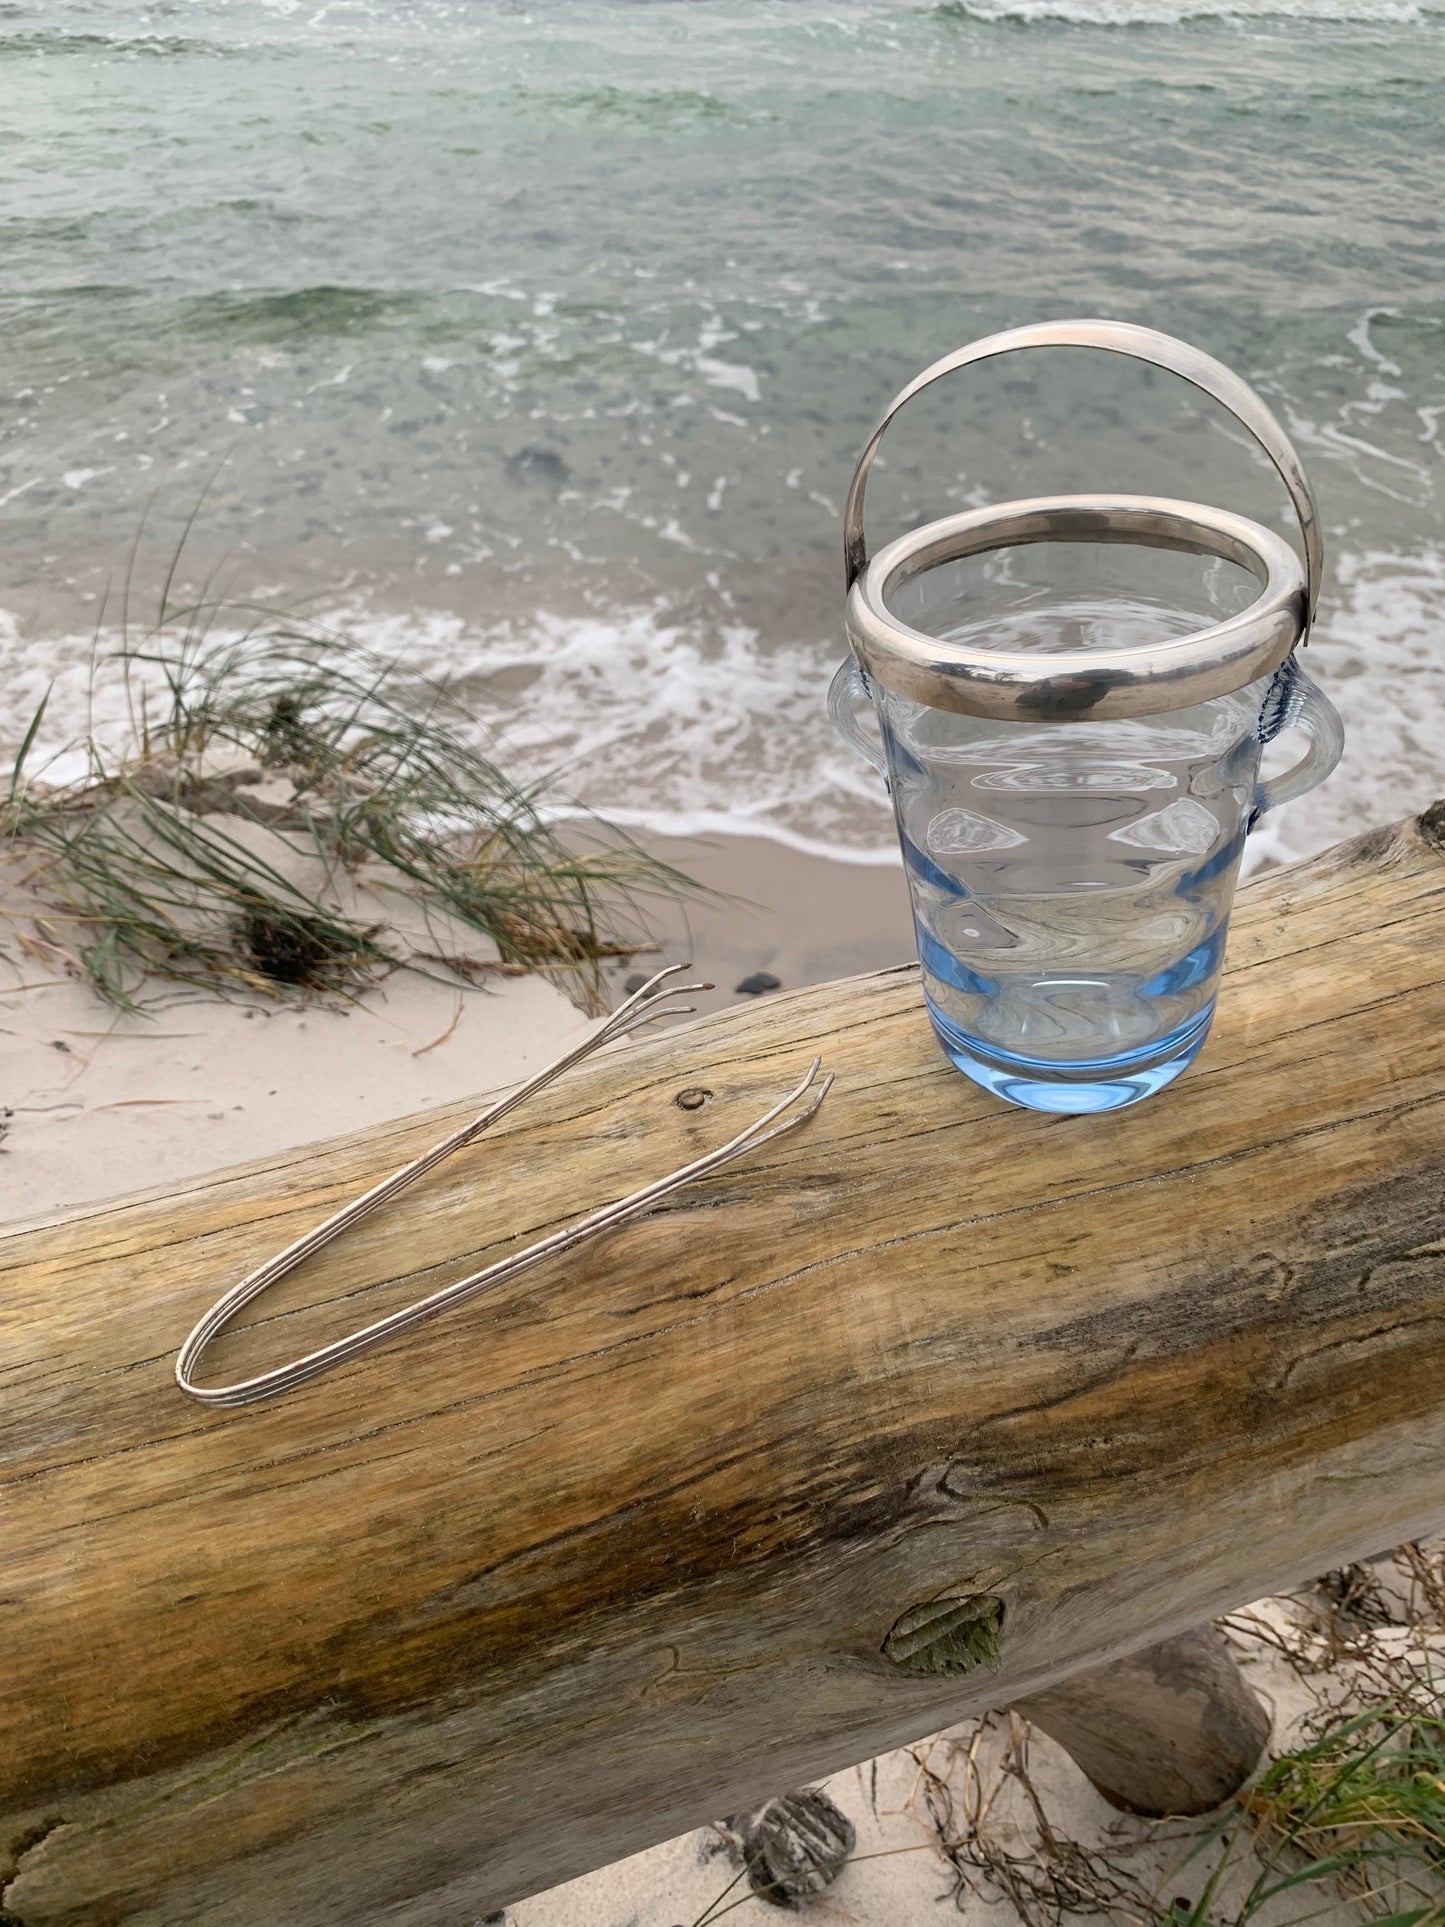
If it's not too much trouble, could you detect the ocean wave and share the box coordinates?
[935,0,1434,23]
[5,547,1442,871]
[179,286,419,337]
[1246,547,1445,873]
[0,599,900,863]
[347,555,1445,873]
[0,30,243,57]
[356,601,902,860]
[519,84,762,127]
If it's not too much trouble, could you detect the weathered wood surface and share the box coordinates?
[7,806,1445,1927]
[1014,1625,1271,1816]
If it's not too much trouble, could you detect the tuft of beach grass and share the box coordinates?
[2,595,708,1015]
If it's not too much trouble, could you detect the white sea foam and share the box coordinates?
[5,545,1442,872]
[341,600,900,860]
[1246,546,1445,873]
[946,0,1435,21]
[327,547,1445,873]
[0,597,900,861]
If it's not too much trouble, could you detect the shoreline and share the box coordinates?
[609,832,913,1019]
[1,834,915,1224]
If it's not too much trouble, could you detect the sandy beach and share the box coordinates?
[1,833,911,1223]
[628,834,914,1018]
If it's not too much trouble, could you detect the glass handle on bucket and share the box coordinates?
[1253,663,1345,823]
[828,657,888,782]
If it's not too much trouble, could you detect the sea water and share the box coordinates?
[1,0,1442,869]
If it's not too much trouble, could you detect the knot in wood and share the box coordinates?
[1418,798,1445,851]
[881,1592,1004,1677]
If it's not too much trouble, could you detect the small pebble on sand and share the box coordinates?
[735,972,781,996]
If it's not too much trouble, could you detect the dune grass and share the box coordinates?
[1161,1668,1445,1927]
[2,600,704,1013]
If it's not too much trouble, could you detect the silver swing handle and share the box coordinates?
[842,318,1323,637]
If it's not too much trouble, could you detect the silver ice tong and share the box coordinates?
[176,965,832,1407]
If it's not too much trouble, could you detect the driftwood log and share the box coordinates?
[8,806,1445,1926]
[1013,1624,1272,1816]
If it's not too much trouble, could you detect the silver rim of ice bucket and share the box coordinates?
[842,318,1322,723]
[847,492,1307,722]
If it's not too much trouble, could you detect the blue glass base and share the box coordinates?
[925,998,1216,1114]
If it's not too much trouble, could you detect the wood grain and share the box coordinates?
[6,806,1445,1927]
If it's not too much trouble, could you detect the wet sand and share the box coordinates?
[606,834,914,1018]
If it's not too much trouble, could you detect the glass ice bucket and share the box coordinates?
[830,321,1344,1114]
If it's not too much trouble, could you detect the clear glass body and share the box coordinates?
[877,678,1267,1112]
[834,543,1343,1112]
